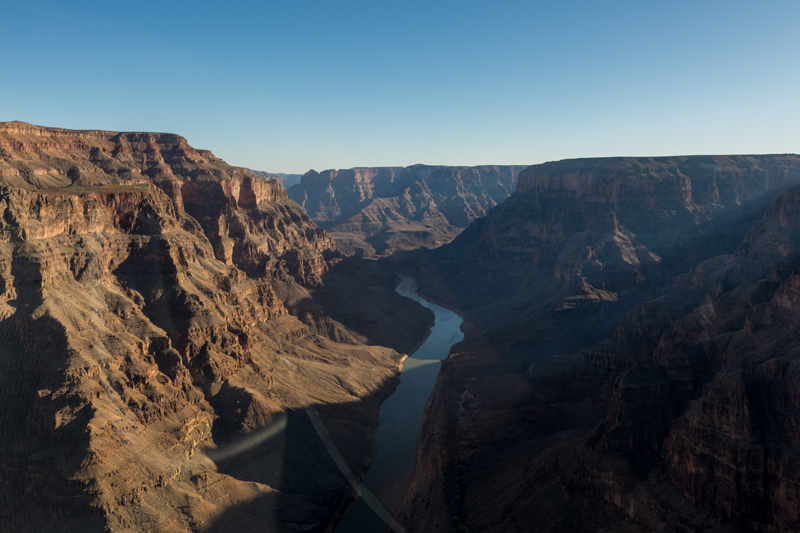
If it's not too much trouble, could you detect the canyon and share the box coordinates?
[393,155,800,532]
[247,170,303,190]
[288,164,524,257]
[3,120,800,533]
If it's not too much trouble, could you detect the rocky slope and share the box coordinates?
[288,165,524,257]
[394,155,800,532]
[0,122,433,532]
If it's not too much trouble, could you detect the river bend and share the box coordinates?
[336,274,464,532]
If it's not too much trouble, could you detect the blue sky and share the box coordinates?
[2,1,798,173]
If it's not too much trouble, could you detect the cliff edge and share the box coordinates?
[0,122,433,532]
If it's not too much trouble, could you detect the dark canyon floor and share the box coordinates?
[2,121,800,533]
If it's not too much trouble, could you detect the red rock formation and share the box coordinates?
[245,169,303,191]
[568,186,800,531]
[290,164,524,257]
[0,121,336,286]
[0,122,434,532]
[396,155,800,533]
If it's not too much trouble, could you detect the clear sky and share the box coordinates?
[2,1,798,173]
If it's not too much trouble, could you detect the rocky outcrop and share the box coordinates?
[290,167,406,223]
[409,155,800,337]
[395,155,800,532]
[562,185,800,531]
[327,179,460,257]
[0,121,335,285]
[247,170,303,190]
[289,164,524,257]
[0,123,434,532]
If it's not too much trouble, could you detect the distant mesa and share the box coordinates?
[288,164,526,258]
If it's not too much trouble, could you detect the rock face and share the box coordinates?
[395,155,800,532]
[288,164,524,257]
[247,170,303,190]
[0,122,433,532]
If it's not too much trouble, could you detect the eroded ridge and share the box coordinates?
[0,123,433,532]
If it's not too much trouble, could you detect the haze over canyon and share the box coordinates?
[1,121,800,533]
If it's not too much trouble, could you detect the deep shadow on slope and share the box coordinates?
[0,253,106,533]
[204,355,452,533]
[204,401,362,533]
[389,155,800,532]
[280,258,435,356]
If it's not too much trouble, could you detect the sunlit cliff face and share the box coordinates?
[0,122,435,532]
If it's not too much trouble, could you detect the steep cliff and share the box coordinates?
[0,122,433,532]
[247,169,303,190]
[289,164,524,257]
[395,155,800,532]
[562,183,800,531]
[411,155,800,347]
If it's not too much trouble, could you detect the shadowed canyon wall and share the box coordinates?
[394,155,800,532]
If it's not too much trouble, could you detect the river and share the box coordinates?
[335,274,465,533]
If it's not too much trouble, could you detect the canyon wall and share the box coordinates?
[289,164,524,257]
[0,122,433,532]
[247,169,303,190]
[395,154,800,532]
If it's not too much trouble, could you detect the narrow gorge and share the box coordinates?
[336,275,464,533]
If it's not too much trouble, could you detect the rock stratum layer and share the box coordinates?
[289,164,524,257]
[395,155,800,532]
[247,170,303,190]
[0,122,433,532]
